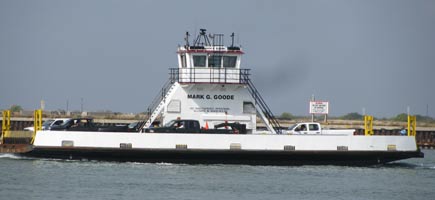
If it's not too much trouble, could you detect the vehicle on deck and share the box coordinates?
[97,121,144,132]
[47,118,143,132]
[24,118,70,131]
[49,118,99,131]
[286,122,355,135]
[144,119,247,134]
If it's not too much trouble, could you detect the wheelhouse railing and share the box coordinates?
[170,68,250,84]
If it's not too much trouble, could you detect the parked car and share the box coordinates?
[49,118,99,131]
[144,119,246,134]
[97,121,144,132]
[49,118,143,132]
[24,118,71,131]
[285,122,354,135]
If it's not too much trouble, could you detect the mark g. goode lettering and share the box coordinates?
[213,95,234,100]
[187,94,205,99]
[187,94,234,100]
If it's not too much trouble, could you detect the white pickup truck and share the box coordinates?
[285,122,355,135]
[24,118,71,131]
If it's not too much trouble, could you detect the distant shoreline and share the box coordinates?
[2,116,435,131]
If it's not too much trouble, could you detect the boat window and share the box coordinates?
[309,124,319,131]
[180,55,187,68]
[193,55,206,67]
[223,56,237,68]
[243,102,255,114]
[208,55,222,68]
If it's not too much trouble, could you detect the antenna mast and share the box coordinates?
[193,29,211,46]
[184,31,190,47]
[230,32,235,47]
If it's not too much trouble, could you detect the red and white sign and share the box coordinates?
[309,101,329,114]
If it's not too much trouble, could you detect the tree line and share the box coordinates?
[279,112,435,123]
[3,104,434,123]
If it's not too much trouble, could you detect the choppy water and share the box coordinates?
[1,150,434,200]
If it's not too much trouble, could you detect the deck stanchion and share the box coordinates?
[407,115,416,137]
[1,110,11,143]
[31,109,42,144]
[364,115,374,136]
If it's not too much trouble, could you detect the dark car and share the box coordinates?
[144,119,246,134]
[145,119,201,133]
[49,118,99,131]
[97,121,144,132]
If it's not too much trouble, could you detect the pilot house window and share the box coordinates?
[180,55,187,68]
[208,55,222,68]
[223,56,237,68]
[243,102,255,114]
[193,55,206,67]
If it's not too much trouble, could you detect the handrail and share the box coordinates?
[244,76,282,134]
[143,79,173,125]
[170,68,250,84]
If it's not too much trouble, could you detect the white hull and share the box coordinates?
[34,131,418,152]
[24,130,422,165]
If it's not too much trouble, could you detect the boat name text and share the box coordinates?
[187,94,234,100]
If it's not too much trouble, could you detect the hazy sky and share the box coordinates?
[1,0,435,118]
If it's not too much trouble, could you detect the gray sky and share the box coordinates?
[1,0,435,118]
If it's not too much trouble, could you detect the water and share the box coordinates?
[1,150,434,200]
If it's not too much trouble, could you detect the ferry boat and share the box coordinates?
[1,29,423,165]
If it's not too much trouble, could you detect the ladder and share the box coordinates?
[244,77,282,134]
[140,80,180,131]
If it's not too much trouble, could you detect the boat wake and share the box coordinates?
[384,162,435,170]
[0,153,27,160]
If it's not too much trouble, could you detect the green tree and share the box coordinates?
[340,112,363,120]
[391,113,408,122]
[391,113,435,122]
[280,112,293,120]
[10,104,23,113]
[415,115,434,122]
